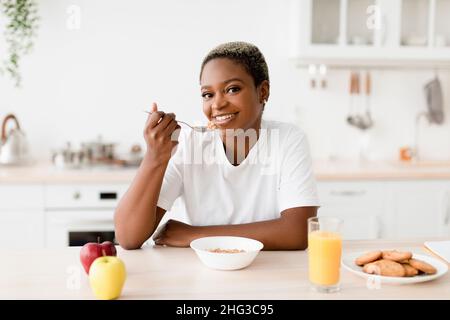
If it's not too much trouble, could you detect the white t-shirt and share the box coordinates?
[157,120,320,226]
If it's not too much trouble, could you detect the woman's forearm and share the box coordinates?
[193,214,309,250]
[114,157,168,249]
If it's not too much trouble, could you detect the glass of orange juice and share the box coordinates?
[308,217,343,293]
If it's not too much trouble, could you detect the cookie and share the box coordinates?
[402,263,419,277]
[408,258,437,275]
[382,250,412,262]
[355,250,382,266]
[363,262,380,275]
[363,259,406,277]
[399,259,410,264]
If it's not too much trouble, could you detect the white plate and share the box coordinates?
[342,252,448,284]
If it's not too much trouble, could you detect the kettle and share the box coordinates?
[0,114,30,165]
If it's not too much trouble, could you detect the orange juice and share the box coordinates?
[308,230,342,286]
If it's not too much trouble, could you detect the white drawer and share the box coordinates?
[317,181,387,239]
[0,185,44,209]
[317,181,385,207]
[44,184,129,209]
[318,208,381,239]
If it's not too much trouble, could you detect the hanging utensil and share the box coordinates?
[424,76,444,124]
[347,71,356,126]
[347,71,373,130]
[347,71,363,128]
[361,71,374,129]
[353,71,362,127]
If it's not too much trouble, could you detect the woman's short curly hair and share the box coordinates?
[200,41,269,87]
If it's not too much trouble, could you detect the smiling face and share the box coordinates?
[200,58,269,132]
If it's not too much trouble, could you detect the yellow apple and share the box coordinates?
[89,256,126,300]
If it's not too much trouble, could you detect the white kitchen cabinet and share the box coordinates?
[441,184,450,236]
[43,183,129,247]
[45,210,116,248]
[0,183,129,248]
[0,185,44,209]
[1,178,449,247]
[317,181,387,240]
[387,180,450,238]
[0,210,45,249]
[289,0,450,67]
[317,179,450,240]
[44,184,129,209]
[0,185,45,249]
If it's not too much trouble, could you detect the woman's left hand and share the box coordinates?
[152,219,199,247]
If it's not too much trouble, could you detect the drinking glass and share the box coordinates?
[308,216,343,293]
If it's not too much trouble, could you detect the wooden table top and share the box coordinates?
[1,238,449,300]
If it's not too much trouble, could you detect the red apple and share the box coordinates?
[80,241,117,274]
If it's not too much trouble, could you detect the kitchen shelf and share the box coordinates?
[347,0,376,46]
[290,46,450,69]
[435,0,450,47]
[401,0,430,47]
[311,0,341,44]
[290,0,450,69]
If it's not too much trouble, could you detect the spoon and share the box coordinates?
[143,111,211,133]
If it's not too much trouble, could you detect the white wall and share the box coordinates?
[1,0,449,162]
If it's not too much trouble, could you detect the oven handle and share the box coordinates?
[99,192,118,200]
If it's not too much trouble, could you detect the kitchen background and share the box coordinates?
[1,0,449,161]
[1,0,450,249]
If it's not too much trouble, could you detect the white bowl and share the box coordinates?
[190,236,264,270]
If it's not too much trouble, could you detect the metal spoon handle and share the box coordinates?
[143,111,209,132]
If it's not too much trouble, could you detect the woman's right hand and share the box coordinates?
[143,102,181,165]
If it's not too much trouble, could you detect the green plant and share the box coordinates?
[1,0,39,87]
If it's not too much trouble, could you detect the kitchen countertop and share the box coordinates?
[1,239,448,299]
[0,162,138,184]
[313,159,450,180]
[1,160,450,183]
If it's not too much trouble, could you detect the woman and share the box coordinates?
[114,41,319,250]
